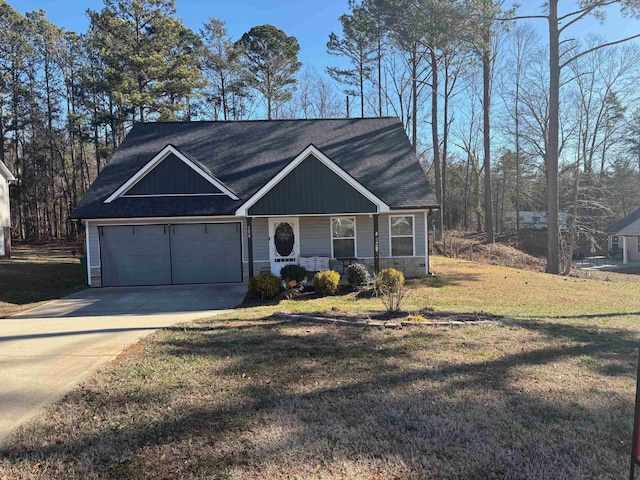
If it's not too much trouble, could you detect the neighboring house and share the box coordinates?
[0,160,16,258]
[503,211,568,231]
[606,208,640,264]
[70,118,439,287]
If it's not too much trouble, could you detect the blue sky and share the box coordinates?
[12,0,640,76]
[13,0,349,75]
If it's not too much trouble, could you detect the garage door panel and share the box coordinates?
[101,225,171,287]
[170,223,242,284]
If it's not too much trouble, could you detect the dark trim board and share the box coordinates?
[97,222,244,287]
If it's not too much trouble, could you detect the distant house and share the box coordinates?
[503,211,568,231]
[0,160,16,258]
[606,208,640,264]
[70,118,439,287]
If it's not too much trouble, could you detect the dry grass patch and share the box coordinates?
[2,257,640,479]
[0,243,85,317]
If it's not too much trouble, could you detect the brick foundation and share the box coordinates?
[361,257,427,278]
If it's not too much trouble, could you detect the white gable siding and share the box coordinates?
[0,177,9,229]
[0,177,10,257]
[613,217,640,236]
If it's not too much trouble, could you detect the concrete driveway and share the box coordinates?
[0,283,246,444]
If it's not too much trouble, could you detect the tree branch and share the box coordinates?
[557,1,617,21]
[561,33,640,69]
[498,14,547,22]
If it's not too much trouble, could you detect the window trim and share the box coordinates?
[636,237,640,253]
[330,216,357,259]
[612,236,620,250]
[389,214,416,257]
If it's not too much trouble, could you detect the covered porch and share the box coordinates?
[245,212,430,279]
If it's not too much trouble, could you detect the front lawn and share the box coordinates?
[2,257,639,479]
[0,244,86,317]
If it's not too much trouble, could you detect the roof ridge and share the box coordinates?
[136,117,400,126]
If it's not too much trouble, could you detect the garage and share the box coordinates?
[99,223,242,287]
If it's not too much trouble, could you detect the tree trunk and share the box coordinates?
[377,37,383,116]
[483,42,494,243]
[430,48,443,240]
[563,159,580,275]
[515,86,521,236]
[547,0,561,274]
[360,60,365,118]
[411,42,418,152]
[442,56,450,229]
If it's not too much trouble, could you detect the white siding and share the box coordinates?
[0,178,9,228]
[87,222,100,267]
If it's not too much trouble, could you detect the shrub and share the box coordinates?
[312,270,341,296]
[375,268,407,312]
[248,272,282,300]
[280,264,308,283]
[404,314,427,323]
[346,263,371,290]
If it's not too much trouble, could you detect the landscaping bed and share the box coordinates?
[281,307,501,327]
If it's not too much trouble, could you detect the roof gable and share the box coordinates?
[0,161,15,183]
[244,149,380,215]
[104,145,238,203]
[71,118,438,220]
[607,208,640,235]
[126,153,223,196]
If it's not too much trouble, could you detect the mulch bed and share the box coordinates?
[276,308,502,328]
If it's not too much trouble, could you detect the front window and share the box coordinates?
[390,215,414,257]
[612,236,619,251]
[637,237,640,253]
[331,217,356,258]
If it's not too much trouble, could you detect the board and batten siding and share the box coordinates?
[247,155,377,216]
[126,154,222,196]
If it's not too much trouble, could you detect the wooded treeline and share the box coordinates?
[2,0,640,274]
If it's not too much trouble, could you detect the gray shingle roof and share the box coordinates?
[606,208,640,235]
[70,117,438,219]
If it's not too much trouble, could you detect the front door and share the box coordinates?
[269,217,299,276]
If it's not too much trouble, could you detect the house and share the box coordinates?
[606,208,640,264]
[503,210,568,231]
[70,118,439,287]
[0,160,16,258]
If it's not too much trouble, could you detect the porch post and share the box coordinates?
[247,217,254,279]
[373,213,380,274]
[624,236,629,265]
